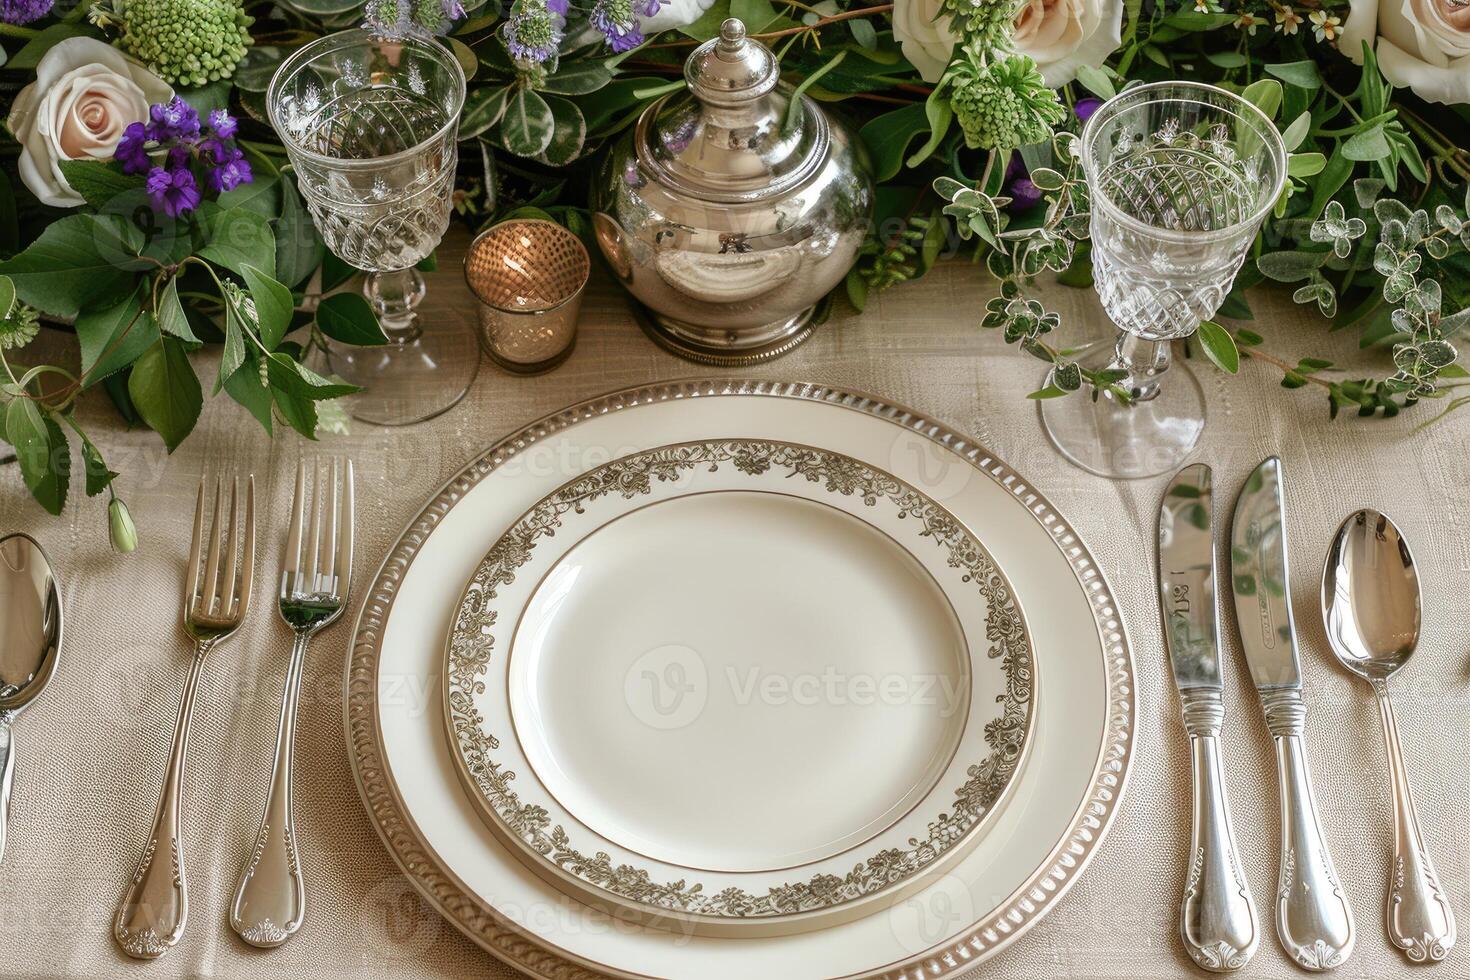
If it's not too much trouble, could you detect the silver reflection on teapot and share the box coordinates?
[591,18,874,365]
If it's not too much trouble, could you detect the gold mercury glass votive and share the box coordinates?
[464,219,590,374]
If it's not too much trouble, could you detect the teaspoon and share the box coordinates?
[1322,508,1455,962]
[0,532,63,864]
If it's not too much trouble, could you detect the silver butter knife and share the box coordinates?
[1230,456,1355,971]
[1159,462,1258,972]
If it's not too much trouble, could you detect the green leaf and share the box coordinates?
[240,264,294,350]
[217,172,281,216]
[1342,124,1391,162]
[1197,320,1240,374]
[1074,65,1115,100]
[76,287,160,388]
[264,353,358,437]
[274,171,325,289]
[218,291,250,394]
[56,160,149,211]
[1306,151,1354,221]
[1281,111,1312,153]
[128,337,202,451]
[535,95,587,167]
[860,104,930,182]
[1026,385,1070,400]
[461,85,513,139]
[1257,249,1328,281]
[731,0,780,31]
[315,292,388,346]
[538,62,614,95]
[0,214,147,318]
[0,275,13,321]
[500,87,556,157]
[1288,152,1326,178]
[80,436,118,497]
[1240,79,1283,120]
[156,276,200,343]
[198,203,276,280]
[223,357,273,433]
[1205,51,1249,68]
[847,17,878,49]
[1264,60,1322,90]
[905,87,953,170]
[4,399,69,515]
[785,51,846,133]
[7,22,96,70]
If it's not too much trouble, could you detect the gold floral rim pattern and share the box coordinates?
[444,439,1034,922]
[344,379,1135,980]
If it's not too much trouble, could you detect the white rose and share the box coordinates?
[5,37,173,208]
[1012,0,1124,86]
[1342,0,1470,104]
[892,0,961,84]
[641,0,721,33]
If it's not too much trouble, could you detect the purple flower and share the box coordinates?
[545,0,568,14]
[207,109,238,139]
[1006,177,1042,212]
[442,0,465,16]
[149,97,201,141]
[503,5,562,63]
[1074,97,1103,123]
[591,0,643,53]
[0,0,53,25]
[146,165,201,218]
[115,122,152,174]
[207,148,252,193]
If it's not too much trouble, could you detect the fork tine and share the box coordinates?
[236,475,256,618]
[201,477,225,615]
[283,459,306,595]
[184,477,206,612]
[322,457,340,590]
[305,459,324,593]
[336,460,354,599]
[220,477,240,619]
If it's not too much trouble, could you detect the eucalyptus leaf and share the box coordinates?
[1342,124,1391,162]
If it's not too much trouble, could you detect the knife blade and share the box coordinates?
[1229,456,1355,972]
[1158,462,1258,972]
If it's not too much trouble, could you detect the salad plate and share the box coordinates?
[346,379,1134,979]
[443,438,1035,936]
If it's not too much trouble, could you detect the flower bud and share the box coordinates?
[109,497,138,554]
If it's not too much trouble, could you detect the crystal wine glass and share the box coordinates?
[1039,82,1287,479]
[267,28,475,426]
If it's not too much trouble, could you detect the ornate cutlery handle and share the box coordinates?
[1261,688,1355,972]
[230,631,309,947]
[115,646,210,960]
[1179,690,1258,972]
[1373,681,1455,962]
[0,712,15,864]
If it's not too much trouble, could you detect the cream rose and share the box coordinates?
[893,0,961,83]
[5,38,173,208]
[1012,0,1124,86]
[1342,0,1470,103]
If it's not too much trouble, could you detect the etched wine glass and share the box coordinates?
[268,28,475,426]
[1039,82,1287,479]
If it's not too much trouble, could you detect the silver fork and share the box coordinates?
[115,475,256,960]
[230,457,353,948]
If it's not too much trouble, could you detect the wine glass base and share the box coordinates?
[327,319,482,427]
[1038,350,1206,480]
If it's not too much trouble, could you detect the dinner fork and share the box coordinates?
[229,457,353,947]
[115,475,255,960]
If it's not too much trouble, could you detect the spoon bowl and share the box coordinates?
[1321,508,1420,682]
[0,531,63,865]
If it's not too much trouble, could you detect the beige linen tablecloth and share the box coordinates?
[3,229,1467,980]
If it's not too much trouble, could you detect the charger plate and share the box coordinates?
[442,438,1036,936]
[346,379,1134,979]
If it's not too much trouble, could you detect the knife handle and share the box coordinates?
[1180,689,1258,972]
[1262,688,1356,972]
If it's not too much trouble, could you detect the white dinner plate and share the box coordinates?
[346,379,1134,979]
[442,439,1036,936]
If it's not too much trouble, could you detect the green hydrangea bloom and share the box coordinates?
[949,54,1066,151]
[100,0,254,87]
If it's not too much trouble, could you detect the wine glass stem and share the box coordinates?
[364,268,427,346]
[1111,334,1172,403]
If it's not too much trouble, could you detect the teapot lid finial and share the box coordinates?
[685,16,779,105]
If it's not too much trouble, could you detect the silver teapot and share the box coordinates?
[591,18,874,365]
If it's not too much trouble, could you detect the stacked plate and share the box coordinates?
[345,380,1135,978]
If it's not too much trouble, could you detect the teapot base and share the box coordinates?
[632,300,828,366]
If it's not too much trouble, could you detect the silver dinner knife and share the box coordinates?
[1230,456,1355,971]
[1159,463,1258,972]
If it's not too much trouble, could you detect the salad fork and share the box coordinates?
[115,475,256,960]
[230,457,353,947]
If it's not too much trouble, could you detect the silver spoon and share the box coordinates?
[1322,509,1455,962]
[0,532,63,864]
